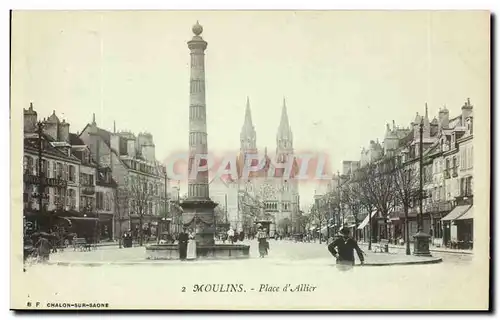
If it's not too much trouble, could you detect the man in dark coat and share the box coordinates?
[328,228,365,266]
[178,227,189,260]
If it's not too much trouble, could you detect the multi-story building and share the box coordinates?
[319,98,474,249]
[79,116,168,239]
[23,103,102,238]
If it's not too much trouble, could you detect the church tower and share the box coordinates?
[240,97,257,154]
[276,98,294,160]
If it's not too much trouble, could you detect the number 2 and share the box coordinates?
[182,286,186,292]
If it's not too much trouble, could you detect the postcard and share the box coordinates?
[10,10,490,310]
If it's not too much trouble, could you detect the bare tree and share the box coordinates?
[114,187,129,248]
[392,156,420,255]
[357,159,396,241]
[341,179,363,240]
[128,175,154,246]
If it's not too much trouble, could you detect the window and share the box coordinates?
[465,177,472,196]
[52,161,56,179]
[96,192,103,210]
[63,164,68,180]
[34,158,39,175]
[103,193,108,211]
[69,189,78,209]
[57,163,63,178]
[105,193,111,211]
[444,159,450,179]
[42,160,48,177]
[69,165,75,182]
[468,147,473,169]
[54,188,60,207]
[452,157,457,176]
[23,156,29,173]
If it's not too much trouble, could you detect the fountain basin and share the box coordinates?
[145,244,250,260]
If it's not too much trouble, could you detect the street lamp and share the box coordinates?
[413,118,432,256]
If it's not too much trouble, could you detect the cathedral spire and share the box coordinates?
[277,97,292,141]
[279,97,290,132]
[244,96,252,129]
[240,97,256,152]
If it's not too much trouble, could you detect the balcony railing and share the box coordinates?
[23,173,67,188]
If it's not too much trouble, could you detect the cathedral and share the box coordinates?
[210,98,300,236]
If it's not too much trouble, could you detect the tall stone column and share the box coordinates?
[181,21,217,246]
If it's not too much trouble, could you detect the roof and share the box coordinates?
[24,132,80,162]
[69,133,85,146]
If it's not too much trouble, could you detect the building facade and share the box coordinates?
[209,98,301,236]
[79,116,168,239]
[23,104,102,238]
[314,98,474,248]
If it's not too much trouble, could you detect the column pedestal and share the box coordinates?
[180,199,218,246]
[413,231,432,256]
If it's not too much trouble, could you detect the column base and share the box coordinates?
[180,198,218,246]
[413,231,432,257]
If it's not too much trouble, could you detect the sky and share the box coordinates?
[11,11,490,207]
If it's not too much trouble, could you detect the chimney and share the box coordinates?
[438,105,450,130]
[23,102,38,132]
[461,98,473,124]
[127,138,136,157]
[58,119,70,143]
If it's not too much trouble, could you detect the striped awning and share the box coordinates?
[456,206,473,220]
[441,205,471,221]
[357,210,377,230]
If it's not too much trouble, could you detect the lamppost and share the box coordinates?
[413,118,432,256]
[29,120,51,231]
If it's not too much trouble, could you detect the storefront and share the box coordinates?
[454,206,473,249]
[98,213,114,241]
[441,205,472,246]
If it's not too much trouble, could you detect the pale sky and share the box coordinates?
[11,11,490,206]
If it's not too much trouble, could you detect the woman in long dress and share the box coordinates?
[186,230,197,260]
[257,226,268,258]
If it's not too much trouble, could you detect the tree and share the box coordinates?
[392,156,420,255]
[341,179,363,240]
[357,159,396,241]
[128,175,154,246]
[114,187,130,248]
[295,211,310,234]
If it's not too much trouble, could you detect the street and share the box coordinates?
[17,240,484,310]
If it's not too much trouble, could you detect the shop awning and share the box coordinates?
[68,217,100,222]
[357,210,377,230]
[456,206,473,220]
[441,205,471,221]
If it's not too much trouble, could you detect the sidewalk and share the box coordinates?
[358,241,473,255]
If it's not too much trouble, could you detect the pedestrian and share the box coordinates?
[328,227,365,270]
[178,227,189,261]
[256,226,268,258]
[227,228,235,244]
[35,237,52,263]
[186,229,197,260]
